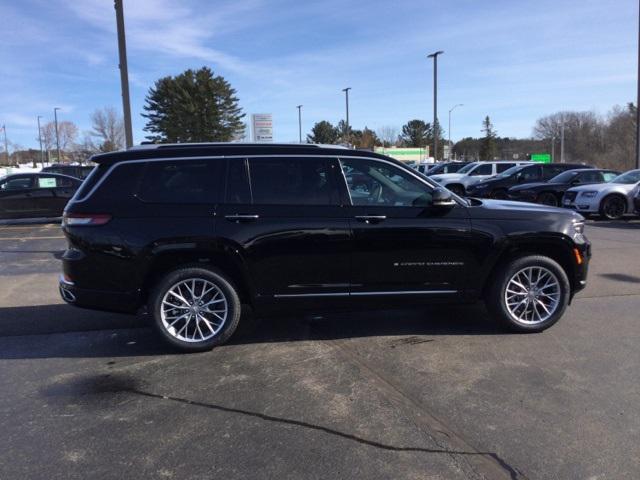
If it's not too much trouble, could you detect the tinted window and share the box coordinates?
[543,165,567,179]
[578,170,603,183]
[340,158,432,207]
[0,176,34,190]
[137,160,222,204]
[496,163,515,173]
[470,163,493,176]
[225,158,252,204]
[445,163,468,173]
[549,171,577,183]
[520,166,542,181]
[248,157,334,205]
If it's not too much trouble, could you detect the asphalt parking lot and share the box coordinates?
[0,220,638,480]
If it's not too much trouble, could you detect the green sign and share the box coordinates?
[531,153,551,163]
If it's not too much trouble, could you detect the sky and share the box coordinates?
[0,0,637,150]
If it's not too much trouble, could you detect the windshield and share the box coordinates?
[495,165,525,178]
[457,162,478,174]
[609,170,640,184]
[549,171,578,183]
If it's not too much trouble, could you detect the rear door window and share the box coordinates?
[470,163,493,176]
[137,160,223,204]
[0,176,34,190]
[496,163,515,173]
[247,157,337,205]
[578,170,603,183]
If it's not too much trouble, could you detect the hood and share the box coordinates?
[468,198,584,224]
[430,173,467,182]
[509,181,557,192]
[566,182,631,193]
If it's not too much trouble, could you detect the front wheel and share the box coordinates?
[599,194,626,220]
[486,255,570,332]
[149,266,241,352]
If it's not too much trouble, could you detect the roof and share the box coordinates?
[90,142,393,165]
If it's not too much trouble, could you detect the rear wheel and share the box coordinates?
[149,266,241,352]
[599,194,626,220]
[537,192,558,207]
[486,255,570,332]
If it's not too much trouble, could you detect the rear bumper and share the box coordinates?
[59,275,140,314]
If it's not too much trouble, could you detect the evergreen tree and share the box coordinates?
[142,67,245,142]
[400,119,432,148]
[307,121,340,144]
[479,116,498,160]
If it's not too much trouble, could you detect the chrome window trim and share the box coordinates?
[71,153,462,206]
[274,290,457,298]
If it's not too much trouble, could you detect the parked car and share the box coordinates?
[42,164,95,179]
[563,169,640,220]
[507,169,619,206]
[430,161,530,196]
[414,162,436,175]
[466,163,590,199]
[0,173,82,220]
[424,161,470,176]
[634,187,640,215]
[59,143,590,352]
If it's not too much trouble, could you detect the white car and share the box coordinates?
[430,161,531,196]
[563,169,640,220]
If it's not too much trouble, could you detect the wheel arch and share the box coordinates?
[481,236,577,299]
[141,245,254,306]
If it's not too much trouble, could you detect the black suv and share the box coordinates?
[59,143,590,351]
[465,163,591,199]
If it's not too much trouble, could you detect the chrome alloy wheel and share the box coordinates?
[160,278,228,342]
[504,266,561,324]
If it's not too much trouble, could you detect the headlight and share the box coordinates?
[572,220,586,243]
[573,221,584,235]
[580,191,598,198]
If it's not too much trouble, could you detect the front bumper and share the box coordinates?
[562,195,599,213]
[572,242,591,297]
[634,196,640,214]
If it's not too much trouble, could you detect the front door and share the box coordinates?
[338,157,475,302]
[0,175,37,219]
[216,156,351,309]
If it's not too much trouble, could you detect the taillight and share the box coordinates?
[63,213,112,226]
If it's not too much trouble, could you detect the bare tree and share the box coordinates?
[40,122,57,153]
[376,126,398,147]
[57,121,79,153]
[90,107,125,152]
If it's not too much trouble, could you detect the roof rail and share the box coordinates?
[128,142,348,151]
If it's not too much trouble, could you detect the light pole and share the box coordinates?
[560,115,565,163]
[53,107,61,162]
[296,105,303,143]
[636,0,640,168]
[115,0,134,148]
[448,103,463,160]
[342,87,351,145]
[1,125,8,165]
[37,116,44,168]
[427,50,444,160]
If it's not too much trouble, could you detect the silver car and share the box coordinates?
[430,161,531,196]
[563,169,640,220]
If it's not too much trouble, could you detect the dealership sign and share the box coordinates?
[251,114,273,142]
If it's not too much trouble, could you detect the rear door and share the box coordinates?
[216,156,351,307]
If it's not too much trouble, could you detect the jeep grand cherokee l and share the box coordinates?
[59,143,590,352]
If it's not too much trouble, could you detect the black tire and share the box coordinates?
[491,189,508,200]
[447,184,465,196]
[537,192,558,207]
[149,266,241,352]
[486,255,570,333]
[599,194,626,220]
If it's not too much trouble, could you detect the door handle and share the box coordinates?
[225,214,260,223]
[355,215,387,224]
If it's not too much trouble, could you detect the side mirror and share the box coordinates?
[433,188,457,207]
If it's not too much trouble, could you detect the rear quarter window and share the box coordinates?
[136,160,223,204]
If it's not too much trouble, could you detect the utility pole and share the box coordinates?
[296,105,303,143]
[1,125,8,165]
[448,104,463,160]
[550,136,555,163]
[560,115,565,163]
[427,51,444,161]
[54,107,61,162]
[37,116,44,168]
[636,0,640,168]
[342,87,351,145]
[115,0,134,148]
